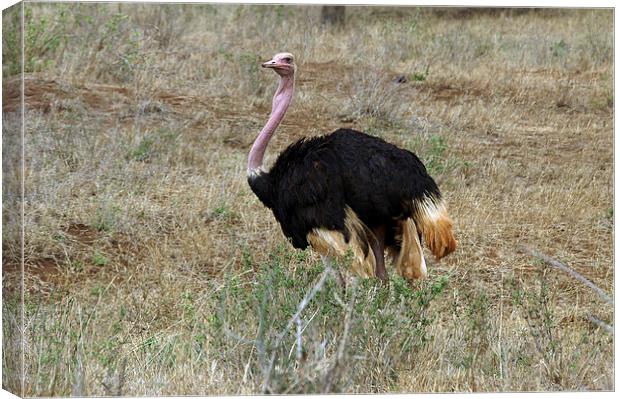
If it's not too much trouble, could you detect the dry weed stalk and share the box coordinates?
[321,278,358,393]
[261,265,333,393]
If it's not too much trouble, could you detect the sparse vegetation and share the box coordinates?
[2,4,613,396]
[3,4,69,75]
[208,246,449,393]
[410,65,430,82]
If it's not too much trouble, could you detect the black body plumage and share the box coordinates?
[247,128,441,250]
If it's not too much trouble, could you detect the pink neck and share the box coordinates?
[248,75,294,174]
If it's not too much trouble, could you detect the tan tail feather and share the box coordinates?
[394,218,427,280]
[307,206,376,278]
[415,198,457,260]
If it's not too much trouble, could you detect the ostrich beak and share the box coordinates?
[262,59,277,68]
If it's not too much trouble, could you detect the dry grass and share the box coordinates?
[2,4,613,396]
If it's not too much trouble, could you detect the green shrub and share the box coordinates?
[208,246,449,393]
[2,5,69,76]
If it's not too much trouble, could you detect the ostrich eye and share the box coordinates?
[283,57,292,64]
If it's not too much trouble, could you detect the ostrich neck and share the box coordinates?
[247,75,294,175]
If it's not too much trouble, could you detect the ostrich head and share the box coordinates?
[261,52,296,77]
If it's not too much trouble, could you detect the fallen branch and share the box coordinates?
[586,314,613,335]
[519,245,613,306]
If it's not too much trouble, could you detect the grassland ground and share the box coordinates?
[1,4,614,395]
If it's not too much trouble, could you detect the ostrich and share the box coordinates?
[247,52,456,281]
